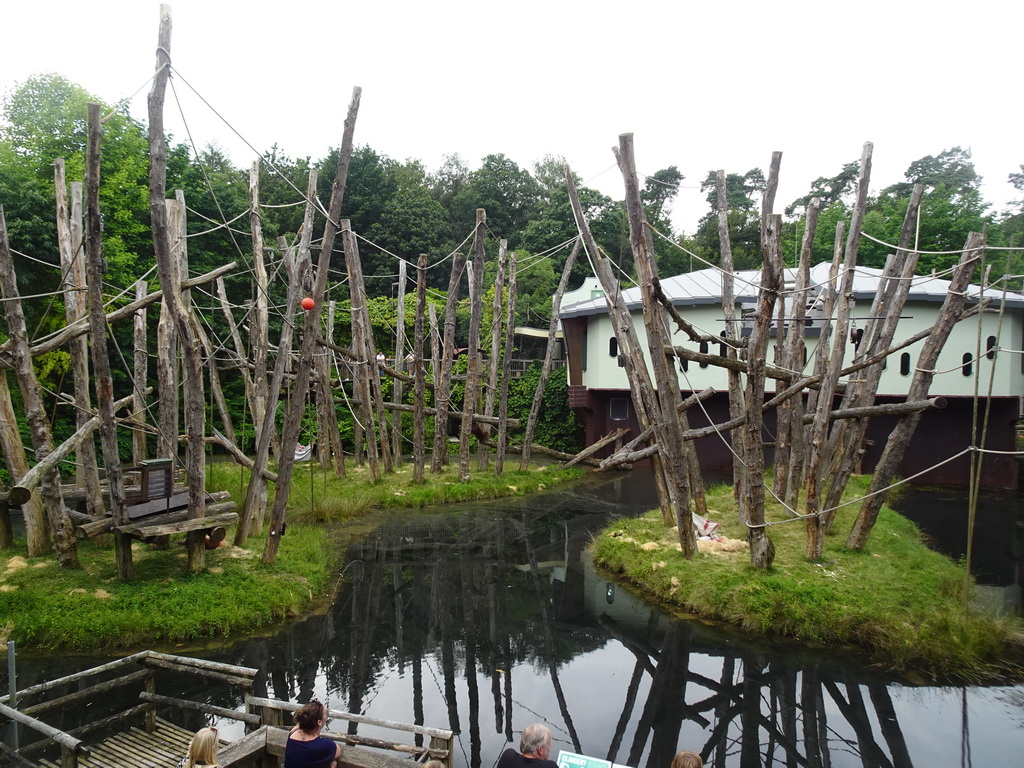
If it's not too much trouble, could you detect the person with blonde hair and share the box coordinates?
[285,699,342,768]
[178,726,220,768]
[670,749,703,768]
[496,723,559,768]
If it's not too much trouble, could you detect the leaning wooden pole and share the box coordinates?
[262,86,362,565]
[148,7,207,572]
[0,207,80,569]
[846,233,984,550]
[249,160,272,460]
[519,238,581,470]
[0,369,49,555]
[618,134,698,558]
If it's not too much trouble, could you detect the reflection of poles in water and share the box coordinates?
[348,547,384,735]
[394,564,405,676]
[960,687,970,768]
[868,683,912,768]
[460,520,482,768]
[645,624,695,768]
[524,519,582,752]
[770,671,799,768]
[711,656,735,768]
[606,659,646,763]
[487,562,503,733]
[823,676,895,768]
[438,556,462,734]
[739,653,766,768]
[800,665,824,768]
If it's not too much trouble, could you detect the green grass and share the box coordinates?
[0,459,584,651]
[591,476,1024,680]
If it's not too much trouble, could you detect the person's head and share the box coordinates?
[187,727,219,767]
[424,761,445,768]
[520,724,552,759]
[670,750,703,768]
[294,700,329,734]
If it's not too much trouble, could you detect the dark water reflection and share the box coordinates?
[4,469,1024,767]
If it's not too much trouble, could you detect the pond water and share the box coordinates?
[4,468,1024,768]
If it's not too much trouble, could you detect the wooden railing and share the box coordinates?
[1,651,452,768]
[247,696,455,768]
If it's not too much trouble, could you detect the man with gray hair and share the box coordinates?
[496,724,559,768]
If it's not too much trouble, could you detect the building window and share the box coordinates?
[719,331,727,357]
[609,337,618,357]
[699,341,709,368]
[900,353,911,376]
[609,398,629,421]
[962,353,973,377]
[986,335,997,360]
[679,356,689,373]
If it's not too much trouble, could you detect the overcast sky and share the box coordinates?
[3,0,1021,236]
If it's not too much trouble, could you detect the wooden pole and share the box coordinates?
[131,279,149,463]
[803,144,873,558]
[617,135,698,558]
[431,253,467,473]
[519,237,580,470]
[846,233,984,549]
[494,250,517,474]
[392,258,408,466]
[480,238,508,471]
[55,161,104,519]
[261,87,361,565]
[148,8,207,571]
[458,210,487,481]
[412,254,428,483]
[325,299,345,476]
[0,368,49,554]
[341,220,384,481]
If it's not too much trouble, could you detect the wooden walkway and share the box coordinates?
[38,717,194,768]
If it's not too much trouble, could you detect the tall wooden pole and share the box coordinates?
[412,254,428,483]
[148,5,207,571]
[458,210,487,481]
[55,160,104,519]
[0,360,49,555]
[494,251,517,475]
[132,279,149,464]
[431,253,467,473]
[480,238,508,470]
[391,258,408,466]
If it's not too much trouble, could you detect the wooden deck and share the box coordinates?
[37,717,193,768]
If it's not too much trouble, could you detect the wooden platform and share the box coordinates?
[37,717,194,768]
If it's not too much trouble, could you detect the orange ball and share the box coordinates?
[301,297,315,311]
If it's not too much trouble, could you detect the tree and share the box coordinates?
[686,168,765,270]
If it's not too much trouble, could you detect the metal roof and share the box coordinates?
[559,263,1024,318]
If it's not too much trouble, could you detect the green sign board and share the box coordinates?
[558,751,612,768]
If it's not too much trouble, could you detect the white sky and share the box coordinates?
[3,0,1021,236]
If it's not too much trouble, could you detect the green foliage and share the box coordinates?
[505,362,583,453]
[592,479,1019,679]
